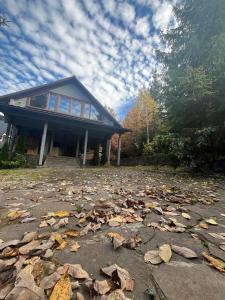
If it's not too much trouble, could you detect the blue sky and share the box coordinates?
[0,0,176,118]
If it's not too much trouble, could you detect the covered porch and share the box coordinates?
[3,105,123,167]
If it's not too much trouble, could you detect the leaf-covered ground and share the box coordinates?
[0,166,225,299]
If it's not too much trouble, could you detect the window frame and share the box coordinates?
[27,92,101,121]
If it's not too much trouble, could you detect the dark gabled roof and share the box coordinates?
[0,76,124,129]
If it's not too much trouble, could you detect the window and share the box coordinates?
[30,94,47,109]
[58,96,70,114]
[48,94,57,111]
[83,103,91,118]
[71,100,81,116]
[90,105,101,121]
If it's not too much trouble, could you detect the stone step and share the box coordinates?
[44,156,80,168]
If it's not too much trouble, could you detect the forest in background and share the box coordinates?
[120,0,225,172]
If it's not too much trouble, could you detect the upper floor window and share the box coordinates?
[30,94,47,109]
[83,103,91,118]
[90,105,101,121]
[48,94,57,111]
[58,96,70,114]
[71,100,81,117]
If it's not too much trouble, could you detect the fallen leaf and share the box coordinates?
[208,233,225,240]
[50,270,72,300]
[19,240,40,255]
[101,264,134,291]
[182,212,191,220]
[49,211,70,218]
[39,220,48,228]
[66,264,89,279]
[7,210,23,220]
[202,252,225,272]
[40,272,61,289]
[107,289,131,300]
[21,217,37,223]
[159,244,172,263]
[205,218,218,225]
[64,229,79,238]
[107,232,125,250]
[70,242,80,252]
[93,280,112,295]
[21,232,38,243]
[171,245,198,258]
[0,240,20,251]
[199,221,208,229]
[76,292,85,300]
[144,250,162,264]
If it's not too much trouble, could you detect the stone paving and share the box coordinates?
[0,166,225,299]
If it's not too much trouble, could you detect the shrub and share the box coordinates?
[0,142,9,161]
[12,153,26,166]
[0,160,21,169]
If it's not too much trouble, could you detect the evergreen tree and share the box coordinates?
[93,145,100,166]
[14,135,25,154]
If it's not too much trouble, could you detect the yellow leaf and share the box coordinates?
[202,252,225,272]
[64,229,79,238]
[206,218,218,225]
[57,240,67,250]
[49,211,70,218]
[50,270,72,300]
[78,210,93,224]
[70,242,80,252]
[7,211,22,220]
[159,244,172,263]
[199,221,208,229]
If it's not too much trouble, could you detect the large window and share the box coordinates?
[30,94,47,109]
[71,100,81,117]
[90,105,101,121]
[83,103,91,118]
[48,94,57,111]
[58,96,70,114]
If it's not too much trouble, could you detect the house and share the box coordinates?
[0,76,128,166]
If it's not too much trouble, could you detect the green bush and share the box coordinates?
[0,160,21,169]
[0,142,9,161]
[12,153,26,166]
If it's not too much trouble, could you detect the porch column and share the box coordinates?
[83,129,88,166]
[76,137,80,159]
[117,134,122,166]
[39,122,48,166]
[107,139,111,166]
[9,125,18,155]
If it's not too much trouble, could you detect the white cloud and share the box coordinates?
[119,3,136,23]
[135,16,150,37]
[152,1,174,31]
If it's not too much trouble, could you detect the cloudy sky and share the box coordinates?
[0,0,176,117]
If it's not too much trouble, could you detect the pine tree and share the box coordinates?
[0,142,9,161]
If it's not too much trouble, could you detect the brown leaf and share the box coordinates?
[66,264,89,279]
[19,240,40,255]
[181,212,191,220]
[202,252,225,272]
[93,280,112,295]
[199,221,208,229]
[70,242,80,252]
[76,292,85,300]
[64,229,79,238]
[40,272,61,290]
[144,250,162,265]
[21,232,38,243]
[159,244,172,263]
[171,245,198,258]
[107,232,125,250]
[205,218,218,225]
[107,289,131,300]
[0,240,20,251]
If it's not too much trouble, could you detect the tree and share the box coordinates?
[0,142,9,161]
[136,89,159,144]
[122,90,159,156]
[158,0,225,131]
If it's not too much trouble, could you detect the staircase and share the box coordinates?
[44,156,80,168]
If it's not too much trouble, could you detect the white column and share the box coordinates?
[107,139,111,166]
[39,122,48,166]
[76,137,80,158]
[117,134,122,166]
[83,129,88,166]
